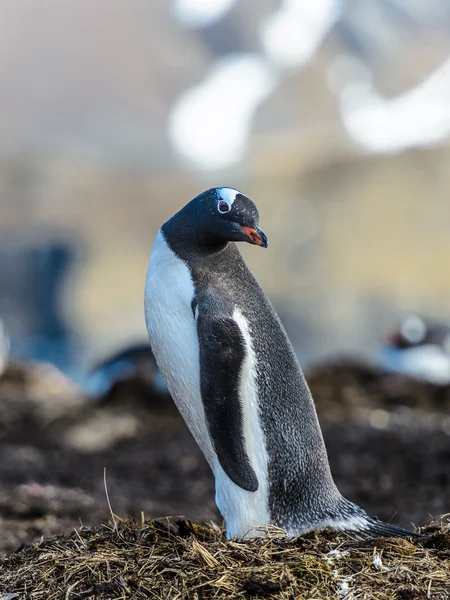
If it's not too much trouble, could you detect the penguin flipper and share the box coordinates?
[197,312,259,493]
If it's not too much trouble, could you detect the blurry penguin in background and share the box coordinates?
[0,236,170,407]
[380,315,450,386]
[83,343,171,409]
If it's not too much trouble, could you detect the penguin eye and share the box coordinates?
[218,200,231,214]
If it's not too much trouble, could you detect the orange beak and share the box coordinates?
[241,226,268,248]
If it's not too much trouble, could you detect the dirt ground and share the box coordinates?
[1,518,449,599]
[0,359,449,556]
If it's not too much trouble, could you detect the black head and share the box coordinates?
[162,187,268,255]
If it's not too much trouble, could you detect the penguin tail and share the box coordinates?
[361,517,423,538]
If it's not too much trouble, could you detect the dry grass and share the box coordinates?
[0,518,449,599]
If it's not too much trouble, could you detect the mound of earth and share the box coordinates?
[308,358,450,423]
[0,518,448,599]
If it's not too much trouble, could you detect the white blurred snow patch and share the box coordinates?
[171,0,237,28]
[261,0,342,68]
[169,54,277,170]
[0,320,10,376]
[338,55,450,152]
[373,552,389,571]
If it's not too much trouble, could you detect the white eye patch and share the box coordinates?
[217,187,239,206]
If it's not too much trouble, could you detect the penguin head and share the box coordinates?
[166,187,268,251]
[383,315,427,349]
[384,315,450,354]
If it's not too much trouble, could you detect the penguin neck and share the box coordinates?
[162,217,228,261]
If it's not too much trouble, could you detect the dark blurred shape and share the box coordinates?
[307,358,450,425]
[384,315,450,349]
[0,233,172,409]
[197,13,246,56]
[379,315,450,385]
[0,234,83,378]
[85,343,172,411]
[0,342,174,452]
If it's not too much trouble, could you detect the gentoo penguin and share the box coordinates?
[380,315,450,386]
[145,187,419,539]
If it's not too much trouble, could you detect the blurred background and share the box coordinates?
[0,0,450,553]
[2,0,450,373]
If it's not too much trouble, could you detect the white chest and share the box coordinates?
[144,230,215,466]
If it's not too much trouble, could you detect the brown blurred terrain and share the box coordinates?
[0,360,449,555]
